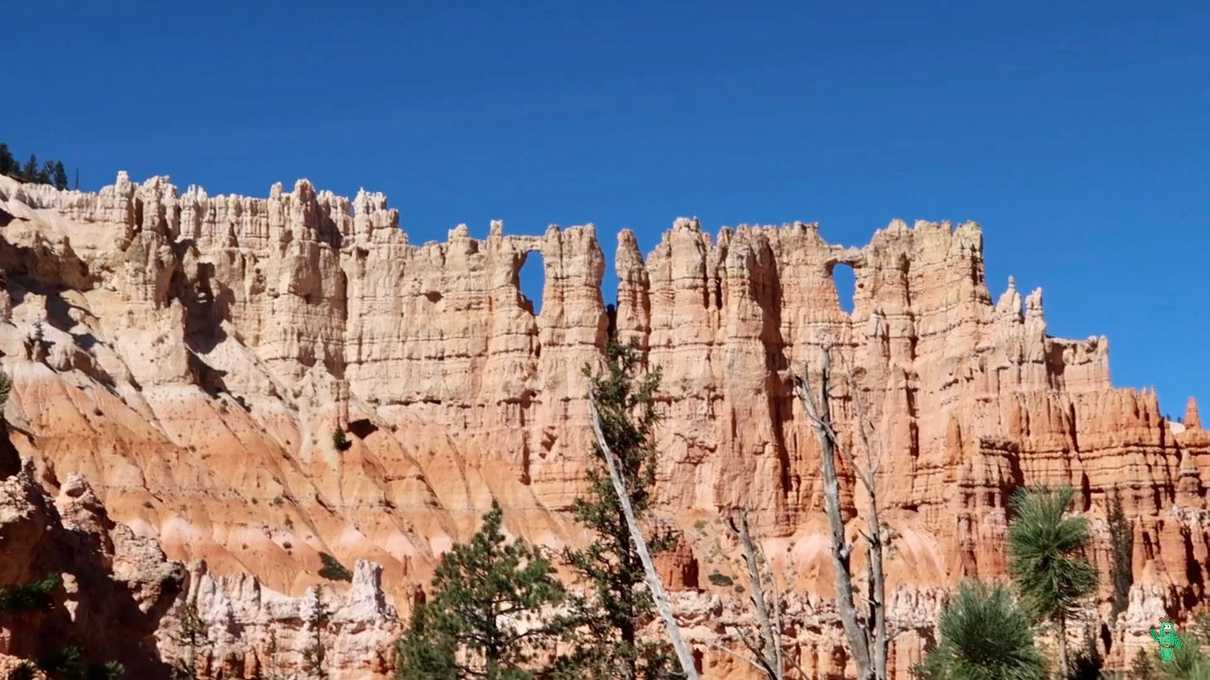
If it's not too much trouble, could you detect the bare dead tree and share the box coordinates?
[588,397,701,680]
[791,347,889,680]
[722,508,786,680]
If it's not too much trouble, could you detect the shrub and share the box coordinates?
[38,645,85,680]
[706,571,733,587]
[89,661,126,680]
[0,574,60,615]
[1164,631,1210,680]
[168,599,209,679]
[332,428,350,451]
[318,552,352,582]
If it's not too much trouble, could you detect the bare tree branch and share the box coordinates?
[726,508,784,680]
[834,350,883,482]
[792,346,888,680]
[588,397,700,680]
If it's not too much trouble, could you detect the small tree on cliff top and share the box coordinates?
[395,501,571,679]
[51,161,69,191]
[558,341,688,680]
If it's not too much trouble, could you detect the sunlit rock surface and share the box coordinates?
[1,172,1204,677]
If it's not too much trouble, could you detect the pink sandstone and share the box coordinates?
[0,172,1205,677]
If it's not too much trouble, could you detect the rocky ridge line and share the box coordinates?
[0,172,1205,677]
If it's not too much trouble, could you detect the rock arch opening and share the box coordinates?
[519,250,545,316]
[831,262,856,314]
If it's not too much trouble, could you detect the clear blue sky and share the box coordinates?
[6,2,1207,417]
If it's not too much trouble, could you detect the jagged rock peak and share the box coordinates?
[1186,397,1203,430]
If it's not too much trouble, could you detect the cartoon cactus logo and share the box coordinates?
[1150,620,1182,664]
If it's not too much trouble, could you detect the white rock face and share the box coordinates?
[159,560,398,679]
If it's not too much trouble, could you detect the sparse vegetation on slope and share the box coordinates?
[318,552,353,582]
[0,574,60,615]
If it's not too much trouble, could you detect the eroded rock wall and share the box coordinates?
[1,173,1205,677]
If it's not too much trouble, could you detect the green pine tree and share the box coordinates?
[21,155,38,183]
[1007,486,1098,675]
[395,605,458,680]
[35,644,125,680]
[302,589,331,680]
[1107,488,1133,624]
[52,161,69,190]
[0,143,15,176]
[395,501,571,679]
[557,340,683,680]
[915,581,1047,680]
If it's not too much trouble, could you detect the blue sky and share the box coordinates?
[5,2,1207,416]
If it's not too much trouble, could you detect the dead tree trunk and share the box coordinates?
[792,348,889,680]
[726,508,785,680]
[589,398,701,680]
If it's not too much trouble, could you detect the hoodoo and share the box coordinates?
[1,173,1206,677]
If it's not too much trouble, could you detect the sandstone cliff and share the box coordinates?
[0,172,1205,677]
[0,460,184,675]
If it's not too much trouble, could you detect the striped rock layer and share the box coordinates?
[0,173,1205,677]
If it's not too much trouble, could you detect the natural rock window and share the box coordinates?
[831,261,857,313]
[518,250,545,316]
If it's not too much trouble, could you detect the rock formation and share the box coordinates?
[0,172,1205,677]
[0,461,184,676]
[160,559,398,678]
